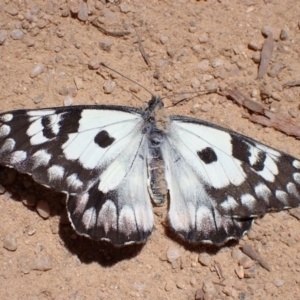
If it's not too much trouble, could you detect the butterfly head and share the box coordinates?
[146,95,164,113]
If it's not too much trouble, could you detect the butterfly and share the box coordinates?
[0,95,299,246]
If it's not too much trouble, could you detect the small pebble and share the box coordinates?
[198,33,208,43]
[197,59,210,71]
[195,289,204,300]
[26,225,36,236]
[165,280,175,292]
[5,6,18,16]
[201,103,212,112]
[189,26,197,33]
[31,254,53,271]
[239,256,255,269]
[274,278,284,287]
[88,60,100,70]
[280,28,289,40]
[244,266,257,278]
[198,253,211,266]
[160,34,168,44]
[11,29,24,40]
[120,3,131,13]
[27,39,35,47]
[129,84,140,93]
[288,109,297,118]
[166,245,181,262]
[2,191,12,201]
[99,38,114,52]
[103,81,117,94]
[78,0,88,21]
[36,200,51,219]
[3,234,18,251]
[0,30,8,45]
[261,25,274,37]
[235,266,244,279]
[33,94,44,104]
[202,280,217,296]
[211,58,224,68]
[30,64,44,78]
[64,96,74,106]
[248,40,262,51]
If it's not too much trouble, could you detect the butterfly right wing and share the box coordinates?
[0,106,154,245]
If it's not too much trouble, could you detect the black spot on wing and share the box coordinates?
[197,147,217,164]
[94,130,115,148]
[252,151,266,171]
[58,109,82,133]
[231,135,251,164]
[42,116,56,139]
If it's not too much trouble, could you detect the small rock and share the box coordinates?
[189,26,197,33]
[160,34,168,44]
[74,76,84,90]
[288,109,297,118]
[211,58,224,68]
[5,6,18,16]
[11,29,24,40]
[244,266,257,278]
[190,276,198,287]
[26,225,36,236]
[36,200,51,219]
[198,253,211,266]
[78,0,88,21]
[120,3,131,13]
[64,96,73,106]
[274,278,284,287]
[129,84,140,93]
[31,254,53,271]
[27,39,35,47]
[88,60,100,70]
[166,245,181,262]
[99,38,114,52]
[3,234,18,251]
[197,59,210,71]
[201,103,212,112]
[280,28,289,40]
[0,30,8,45]
[103,80,117,94]
[252,52,261,63]
[261,25,274,37]
[33,94,44,104]
[68,0,80,14]
[239,256,255,269]
[195,289,204,300]
[198,33,208,43]
[165,280,175,292]
[235,266,244,279]
[268,63,284,78]
[202,280,217,296]
[2,191,12,201]
[30,64,44,78]
[248,40,262,51]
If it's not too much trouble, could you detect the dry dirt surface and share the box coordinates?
[1,0,300,299]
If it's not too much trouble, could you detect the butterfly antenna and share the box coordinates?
[100,62,154,97]
[162,89,218,108]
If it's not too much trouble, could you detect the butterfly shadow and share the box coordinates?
[0,166,146,266]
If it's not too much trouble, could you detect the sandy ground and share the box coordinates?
[1,0,300,299]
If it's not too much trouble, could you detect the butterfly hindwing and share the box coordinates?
[0,106,154,244]
[163,115,300,244]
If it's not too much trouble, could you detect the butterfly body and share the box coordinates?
[0,96,299,246]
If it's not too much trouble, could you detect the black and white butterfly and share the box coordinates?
[0,95,299,246]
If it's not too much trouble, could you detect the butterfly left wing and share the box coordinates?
[0,106,154,245]
[163,116,300,245]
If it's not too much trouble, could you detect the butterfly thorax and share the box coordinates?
[143,96,169,206]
